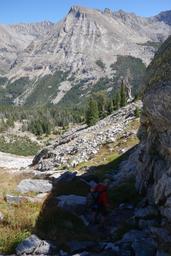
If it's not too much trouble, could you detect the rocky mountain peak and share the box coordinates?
[103,8,113,15]
[155,10,171,26]
[0,6,171,106]
[11,20,55,37]
[68,5,99,17]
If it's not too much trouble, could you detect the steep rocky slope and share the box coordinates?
[135,35,171,223]
[155,10,171,26]
[10,94,171,255]
[0,6,171,105]
[32,100,141,172]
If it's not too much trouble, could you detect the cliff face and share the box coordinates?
[136,35,171,221]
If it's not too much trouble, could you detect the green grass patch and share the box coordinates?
[77,140,138,180]
[125,118,140,131]
[0,199,42,254]
[0,227,30,254]
[0,171,41,254]
[0,135,40,156]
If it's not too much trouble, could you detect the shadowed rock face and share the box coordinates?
[155,10,171,26]
[136,36,171,221]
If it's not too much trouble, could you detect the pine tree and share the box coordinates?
[107,100,114,114]
[93,91,107,118]
[114,92,121,110]
[86,98,99,126]
[120,81,127,107]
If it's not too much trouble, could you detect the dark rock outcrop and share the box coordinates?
[135,36,171,227]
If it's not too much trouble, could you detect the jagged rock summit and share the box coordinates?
[0,6,171,105]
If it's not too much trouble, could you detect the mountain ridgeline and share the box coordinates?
[0,6,171,106]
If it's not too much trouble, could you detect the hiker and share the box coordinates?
[87,181,109,226]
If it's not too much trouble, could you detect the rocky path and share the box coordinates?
[0,151,32,170]
[14,170,171,256]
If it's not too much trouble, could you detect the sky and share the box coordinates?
[1,0,171,24]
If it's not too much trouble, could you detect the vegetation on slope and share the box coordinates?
[0,171,42,254]
[0,135,40,156]
[25,71,69,106]
[110,55,146,97]
[57,56,145,107]
[145,35,171,89]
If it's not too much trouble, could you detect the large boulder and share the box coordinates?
[57,194,87,213]
[16,179,52,194]
[16,234,57,255]
[131,238,157,256]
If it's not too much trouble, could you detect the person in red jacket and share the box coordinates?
[90,182,109,225]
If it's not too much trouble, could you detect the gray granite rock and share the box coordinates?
[132,238,157,256]
[67,241,98,254]
[57,195,87,212]
[122,230,148,242]
[156,250,170,256]
[16,234,56,255]
[134,206,159,219]
[138,219,159,229]
[6,194,22,204]
[52,171,77,184]
[149,227,171,243]
[16,179,52,194]
[0,211,4,222]
[5,193,47,204]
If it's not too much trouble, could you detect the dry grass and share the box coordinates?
[76,144,120,172]
[125,118,140,131]
[76,132,139,178]
[0,169,34,196]
[0,169,42,254]
[0,200,42,254]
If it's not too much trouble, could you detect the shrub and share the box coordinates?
[0,135,40,156]
[95,59,106,70]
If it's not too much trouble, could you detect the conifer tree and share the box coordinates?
[114,92,121,110]
[107,100,114,114]
[86,97,99,126]
[120,81,127,107]
[93,91,107,118]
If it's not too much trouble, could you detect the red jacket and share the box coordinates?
[94,183,109,206]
